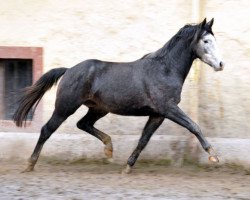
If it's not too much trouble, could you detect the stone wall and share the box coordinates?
[198,0,250,138]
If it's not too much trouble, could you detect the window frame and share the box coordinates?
[0,46,43,131]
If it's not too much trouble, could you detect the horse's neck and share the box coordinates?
[161,40,195,82]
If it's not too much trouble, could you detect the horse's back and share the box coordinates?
[57,59,155,113]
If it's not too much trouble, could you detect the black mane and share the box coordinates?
[142,23,212,59]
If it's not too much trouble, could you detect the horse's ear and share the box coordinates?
[194,18,206,41]
[192,18,207,44]
[207,18,214,28]
[200,18,207,28]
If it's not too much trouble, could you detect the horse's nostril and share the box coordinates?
[220,61,224,68]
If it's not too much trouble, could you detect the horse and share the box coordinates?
[14,18,224,173]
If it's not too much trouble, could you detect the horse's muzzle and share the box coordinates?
[214,61,225,71]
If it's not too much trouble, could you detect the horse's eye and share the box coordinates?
[204,40,209,44]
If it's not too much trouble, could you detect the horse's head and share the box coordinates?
[193,18,225,71]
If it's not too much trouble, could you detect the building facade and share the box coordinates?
[0,0,249,141]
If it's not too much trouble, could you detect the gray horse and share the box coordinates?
[14,18,224,173]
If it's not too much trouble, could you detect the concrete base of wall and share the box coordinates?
[1,132,250,168]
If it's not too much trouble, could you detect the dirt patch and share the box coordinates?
[1,158,250,200]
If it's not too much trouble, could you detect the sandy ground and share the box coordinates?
[1,158,250,200]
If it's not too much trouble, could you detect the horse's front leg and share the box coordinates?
[123,116,164,174]
[165,104,219,162]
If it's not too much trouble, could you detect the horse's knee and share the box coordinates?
[190,123,201,135]
[76,121,85,130]
[76,120,92,132]
[76,121,82,129]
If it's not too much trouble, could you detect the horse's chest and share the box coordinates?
[147,83,182,102]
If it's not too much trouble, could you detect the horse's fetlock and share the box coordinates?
[127,158,135,167]
[205,145,212,152]
[103,135,112,145]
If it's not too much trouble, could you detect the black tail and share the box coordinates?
[13,67,68,127]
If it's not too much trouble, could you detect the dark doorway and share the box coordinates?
[0,59,33,120]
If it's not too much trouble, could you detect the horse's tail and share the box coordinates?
[13,67,68,127]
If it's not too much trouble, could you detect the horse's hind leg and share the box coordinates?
[123,116,164,174]
[23,107,78,172]
[77,108,113,159]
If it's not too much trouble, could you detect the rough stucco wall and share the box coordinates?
[0,0,195,136]
[197,0,250,138]
[0,1,249,139]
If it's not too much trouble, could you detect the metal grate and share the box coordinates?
[1,59,33,120]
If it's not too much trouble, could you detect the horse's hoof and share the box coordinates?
[21,166,34,173]
[122,165,132,174]
[104,147,113,159]
[207,147,219,163]
[209,155,219,163]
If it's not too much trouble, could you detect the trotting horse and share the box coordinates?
[14,18,224,173]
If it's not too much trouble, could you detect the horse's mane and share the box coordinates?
[141,23,213,59]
